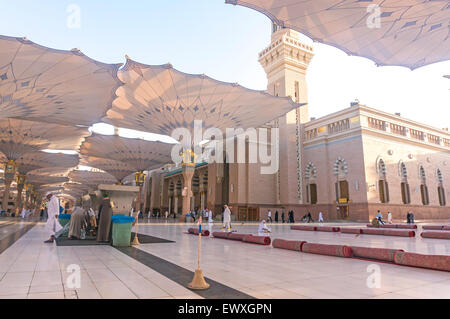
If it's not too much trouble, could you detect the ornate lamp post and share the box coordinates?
[2,160,17,210]
[15,174,26,212]
[132,171,146,246]
[181,149,196,222]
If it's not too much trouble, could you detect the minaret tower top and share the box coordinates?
[258,27,314,122]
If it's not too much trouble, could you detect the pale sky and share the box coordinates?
[1,0,449,135]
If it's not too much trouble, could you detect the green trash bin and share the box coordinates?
[58,214,71,237]
[111,215,135,247]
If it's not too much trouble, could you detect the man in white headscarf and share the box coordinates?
[258,220,271,234]
[44,192,63,243]
[222,205,231,232]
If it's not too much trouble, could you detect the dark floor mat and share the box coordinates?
[131,232,174,244]
[55,233,174,246]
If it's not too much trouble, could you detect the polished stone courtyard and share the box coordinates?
[0,218,449,299]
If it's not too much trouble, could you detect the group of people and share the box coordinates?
[188,208,214,223]
[266,210,296,223]
[43,192,116,244]
[373,210,416,226]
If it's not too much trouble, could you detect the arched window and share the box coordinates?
[377,159,389,203]
[400,162,411,204]
[419,166,429,205]
[305,162,317,204]
[333,158,349,203]
[437,169,446,206]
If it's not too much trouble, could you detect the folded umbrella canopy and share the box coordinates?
[80,155,137,184]
[226,0,449,69]
[0,35,122,125]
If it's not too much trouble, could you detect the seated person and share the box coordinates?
[258,220,272,234]
[371,217,380,227]
[69,206,88,240]
[376,210,385,225]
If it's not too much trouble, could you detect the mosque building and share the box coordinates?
[144,28,450,222]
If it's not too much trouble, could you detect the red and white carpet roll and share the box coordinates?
[383,229,415,237]
[272,239,306,252]
[422,226,444,230]
[290,225,317,231]
[341,228,363,234]
[361,228,415,237]
[366,224,397,229]
[187,228,210,236]
[443,226,450,231]
[242,235,271,245]
[316,226,340,232]
[227,233,249,241]
[421,231,450,240]
[351,246,404,262]
[366,224,417,229]
[301,243,353,258]
[394,251,450,272]
[212,232,231,239]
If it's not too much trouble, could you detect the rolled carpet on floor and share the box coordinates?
[351,246,404,262]
[272,239,306,252]
[242,235,271,245]
[187,228,210,236]
[421,231,450,240]
[212,231,231,239]
[341,228,363,234]
[422,225,445,230]
[301,243,353,258]
[366,224,417,229]
[394,251,450,272]
[361,228,415,237]
[291,225,317,231]
[227,233,250,241]
[316,226,340,232]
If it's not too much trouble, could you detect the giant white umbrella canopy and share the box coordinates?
[80,155,136,183]
[0,35,122,125]
[68,170,117,187]
[103,58,305,136]
[79,134,174,172]
[16,152,79,176]
[226,0,449,69]
[0,118,89,161]
[27,174,69,186]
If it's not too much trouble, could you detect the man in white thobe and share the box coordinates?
[44,192,63,243]
[258,220,271,234]
[318,211,324,223]
[208,209,213,223]
[222,205,231,231]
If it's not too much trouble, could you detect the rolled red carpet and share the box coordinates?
[316,226,340,232]
[394,251,450,272]
[396,224,417,229]
[341,228,363,234]
[351,246,404,262]
[422,226,444,230]
[301,243,353,258]
[421,231,450,240]
[187,228,210,236]
[272,239,306,251]
[242,235,271,245]
[383,229,415,237]
[212,232,231,239]
[227,233,249,241]
[291,225,317,231]
[366,224,397,229]
[361,228,385,235]
[443,226,450,231]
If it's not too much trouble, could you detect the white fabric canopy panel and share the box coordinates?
[79,134,174,172]
[16,151,79,175]
[0,118,89,160]
[26,174,69,186]
[68,169,117,186]
[0,35,122,125]
[104,58,304,136]
[80,155,136,182]
[226,0,449,69]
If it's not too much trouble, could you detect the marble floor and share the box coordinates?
[0,217,449,299]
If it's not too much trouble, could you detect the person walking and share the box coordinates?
[267,210,273,223]
[44,192,63,243]
[281,211,285,223]
[387,211,393,224]
[222,205,232,231]
[318,211,324,223]
[274,210,279,223]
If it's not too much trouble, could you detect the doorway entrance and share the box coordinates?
[337,205,349,219]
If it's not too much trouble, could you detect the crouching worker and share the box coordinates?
[258,220,271,235]
[69,205,88,240]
